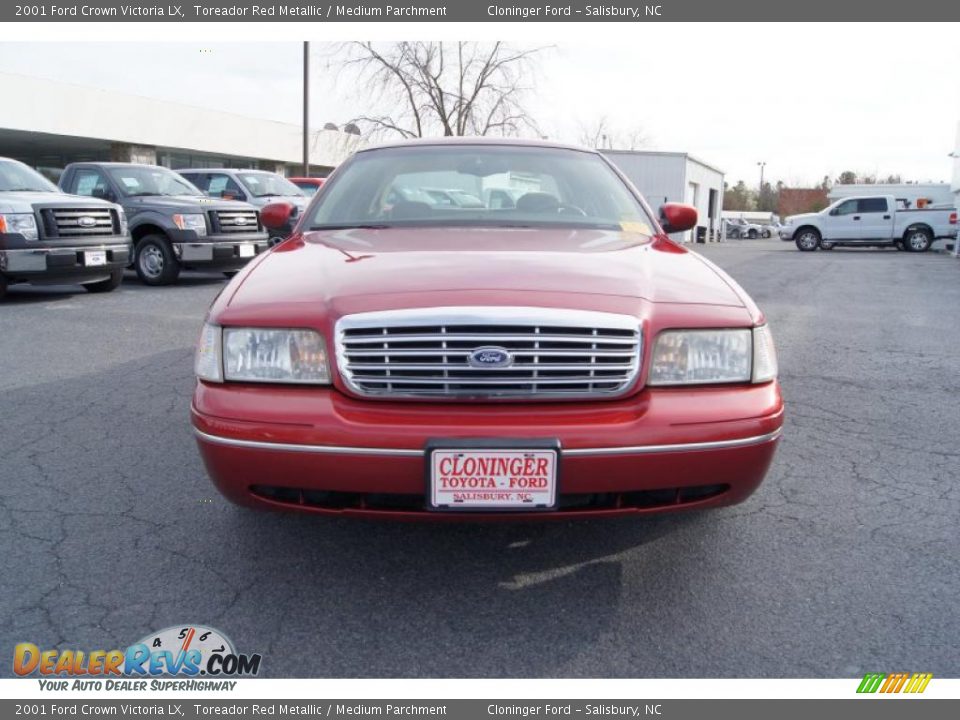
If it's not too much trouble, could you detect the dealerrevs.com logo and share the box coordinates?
[13,625,262,690]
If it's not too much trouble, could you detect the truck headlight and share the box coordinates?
[648,326,777,385]
[117,208,129,236]
[0,213,39,241]
[196,325,331,385]
[173,213,207,237]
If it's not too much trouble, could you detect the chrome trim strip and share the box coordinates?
[193,427,781,458]
[194,429,423,457]
[563,428,782,456]
[1,244,129,253]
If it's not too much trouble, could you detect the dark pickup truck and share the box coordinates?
[59,162,270,285]
[1,157,130,300]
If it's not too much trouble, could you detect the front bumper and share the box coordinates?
[192,382,784,520]
[0,242,130,280]
[172,237,270,268]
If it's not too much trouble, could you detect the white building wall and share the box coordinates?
[604,151,686,210]
[828,183,954,206]
[0,72,359,169]
[684,159,724,241]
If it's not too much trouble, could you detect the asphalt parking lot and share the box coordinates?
[2,239,959,678]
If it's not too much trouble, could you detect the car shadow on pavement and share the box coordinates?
[222,506,711,676]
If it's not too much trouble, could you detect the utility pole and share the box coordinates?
[757,161,766,209]
[302,41,310,177]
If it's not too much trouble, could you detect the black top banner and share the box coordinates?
[5,0,960,22]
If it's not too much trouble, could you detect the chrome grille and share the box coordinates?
[45,208,117,238]
[215,209,260,233]
[336,307,642,399]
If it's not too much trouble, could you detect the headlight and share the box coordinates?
[225,327,329,384]
[195,325,331,384]
[648,326,777,385]
[0,213,39,241]
[172,213,207,236]
[117,208,129,236]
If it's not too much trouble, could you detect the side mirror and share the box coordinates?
[260,202,295,231]
[659,203,698,234]
[92,187,115,202]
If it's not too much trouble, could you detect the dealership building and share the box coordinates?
[0,71,360,180]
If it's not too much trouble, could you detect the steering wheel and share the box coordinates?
[557,204,587,217]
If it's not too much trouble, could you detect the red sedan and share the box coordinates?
[287,177,326,197]
[192,139,783,520]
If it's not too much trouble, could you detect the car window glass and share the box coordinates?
[206,174,243,197]
[0,161,58,192]
[73,169,109,197]
[857,198,887,213]
[309,145,654,231]
[106,166,202,197]
[834,200,857,216]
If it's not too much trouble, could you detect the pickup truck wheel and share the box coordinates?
[795,229,820,251]
[83,269,124,293]
[904,228,932,252]
[135,235,181,285]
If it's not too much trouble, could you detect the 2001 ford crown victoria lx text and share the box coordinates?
[191,139,783,520]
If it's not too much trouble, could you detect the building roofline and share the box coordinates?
[601,149,725,175]
[359,136,598,154]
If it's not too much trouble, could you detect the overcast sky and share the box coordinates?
[2,29,958,186]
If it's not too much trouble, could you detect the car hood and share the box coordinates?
[0,191,114,213]
[784,212,818,225]
[224,227,748,317]
[124,195,254,213]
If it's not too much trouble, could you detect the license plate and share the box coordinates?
[84,251,107,267]
[238,244,255,258]
[429,444,558,511]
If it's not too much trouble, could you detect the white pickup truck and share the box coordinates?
[779,195,958,252]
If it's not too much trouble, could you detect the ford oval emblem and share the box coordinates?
[78,216,97,228]
[234,216,248,225]
[468,346,513,369]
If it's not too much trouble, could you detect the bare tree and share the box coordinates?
[577,115,648,150]
[331,42,547,139]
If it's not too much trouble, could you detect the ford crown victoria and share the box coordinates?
[192,139,783,519]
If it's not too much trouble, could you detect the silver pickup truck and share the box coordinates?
[0,157,130,300]
[780,194,958,251]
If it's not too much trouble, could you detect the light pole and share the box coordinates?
[302,41,310,177]
[757,161,766,208]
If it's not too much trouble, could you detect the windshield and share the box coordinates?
[107,166,203,197]
[237,172,304,198]
[0,160,58,193]
[308,145,655,232]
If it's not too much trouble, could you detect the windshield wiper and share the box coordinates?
[128,192,161,197]
[256,193,283,198]
[5,187,45,192]
[310,223,392,231]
